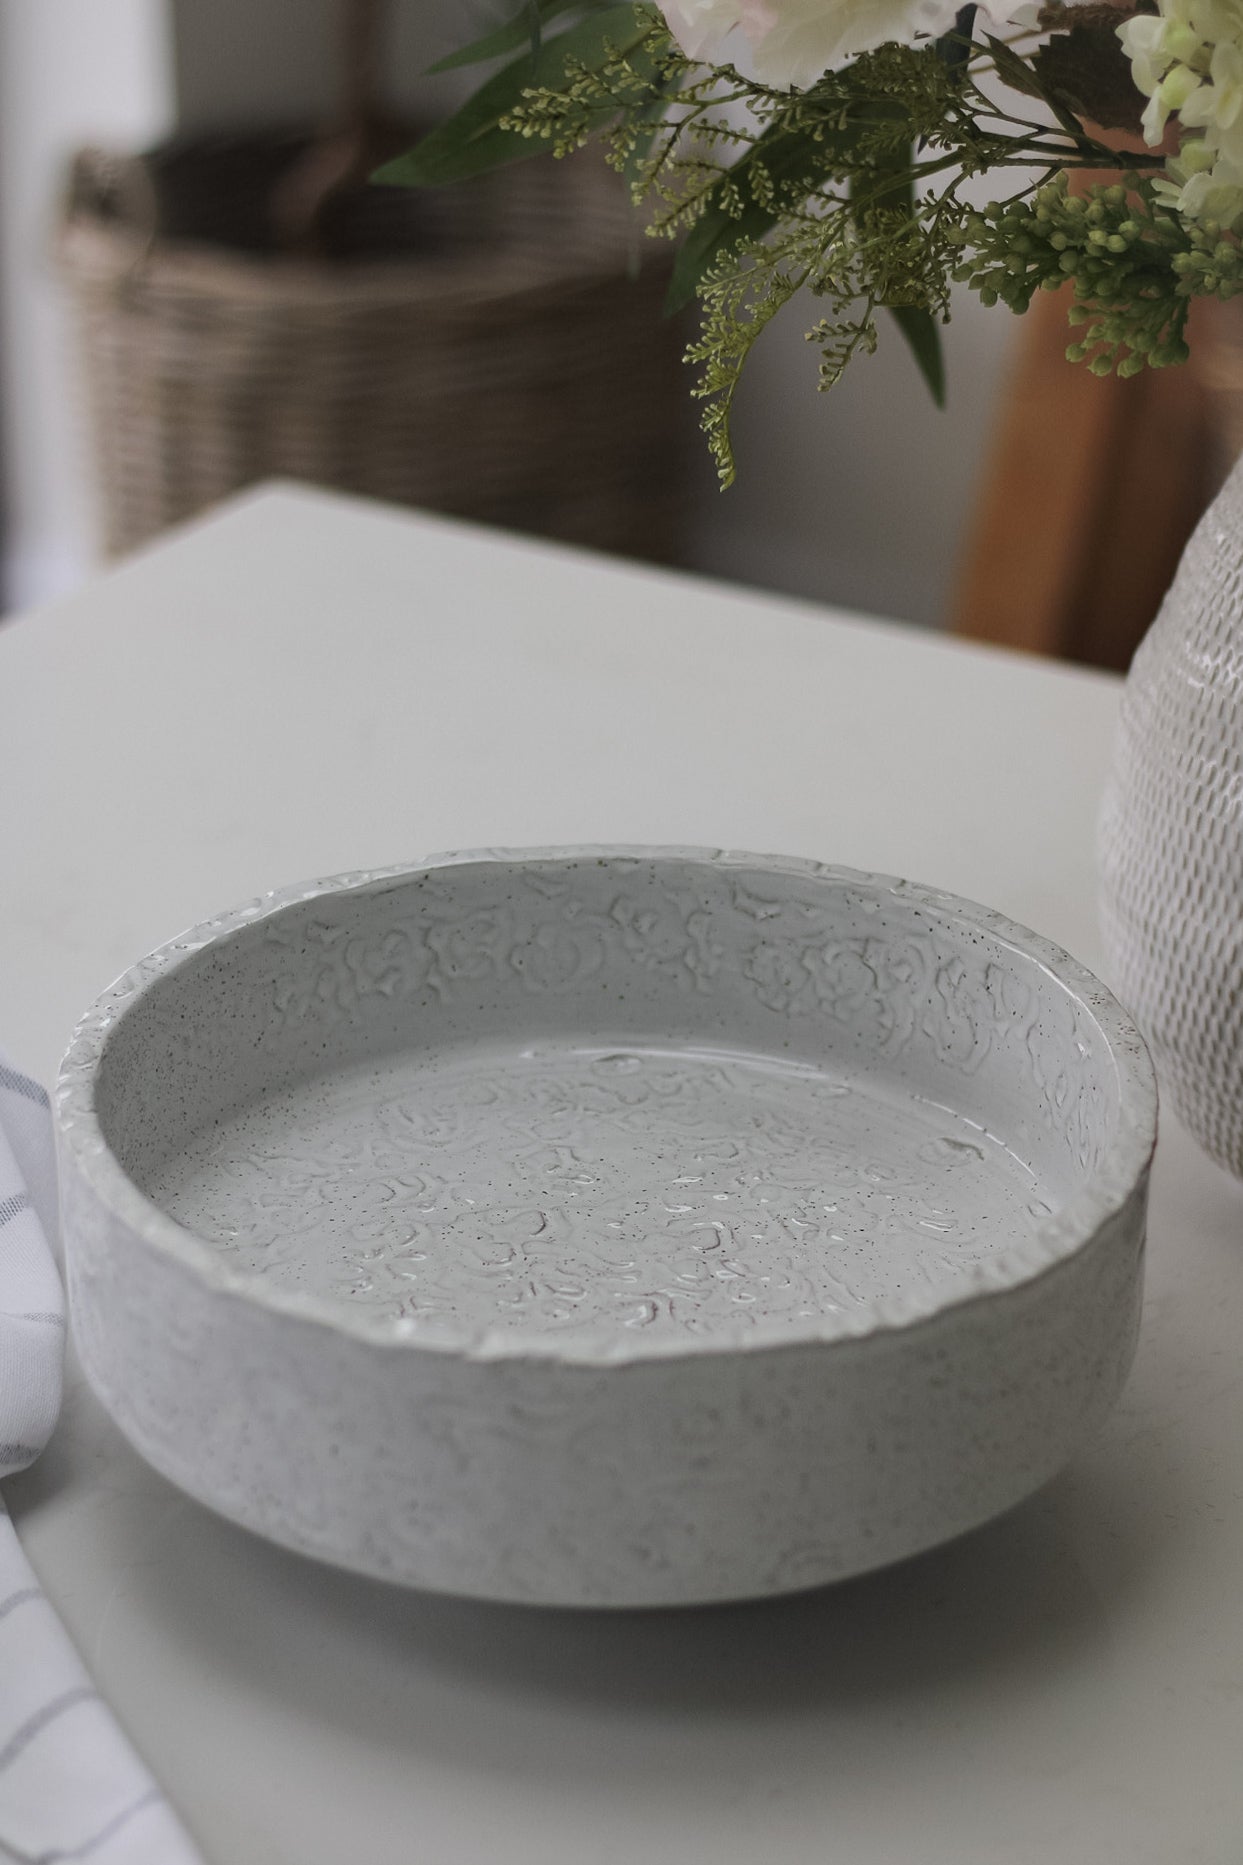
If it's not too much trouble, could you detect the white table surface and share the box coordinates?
[3,483,1241,1865]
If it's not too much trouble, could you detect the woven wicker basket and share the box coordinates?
[59,137,688,563]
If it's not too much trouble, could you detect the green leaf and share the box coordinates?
[665,70,917,316]
[934,4,976,78]
[425,0,585,76]
[375,5,653,187]
[1032,15,1145,136]
[985,31,1085,136]
[849,148,945,407]
[984,33,1047,102]
[848,112,910,228]
[617,85,676,185]
[887,304,945,406]
[665,126,831,314]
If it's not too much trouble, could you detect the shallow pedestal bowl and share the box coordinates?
[56,848,1156,1607]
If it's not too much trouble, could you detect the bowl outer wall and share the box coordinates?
[55,849,1155,1606]
[61,1148,1146,1606]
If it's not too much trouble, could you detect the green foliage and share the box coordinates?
[1032,12,1147,137]
[888,304,946,404]
[617,35,1028,480]
[665,124,833,315]
[425,1,588,76]
[385,0,1214,478]
[373,6,658,184]
[497,8,675,156]
[953,173,1243,374]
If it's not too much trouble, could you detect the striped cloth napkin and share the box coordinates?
[1,1052,203,1865]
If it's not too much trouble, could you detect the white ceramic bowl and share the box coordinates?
[57,848,1156,1607]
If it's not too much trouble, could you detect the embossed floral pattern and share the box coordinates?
[92,851,1136,1352]
[152,1045,1049,1338]
[509,913,611,993]
[609,890,722,991]
[270,918,429,1020]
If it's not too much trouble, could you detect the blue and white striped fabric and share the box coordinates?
[1,1051,202,1865]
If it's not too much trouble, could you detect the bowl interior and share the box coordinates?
[83,851,1136,1348]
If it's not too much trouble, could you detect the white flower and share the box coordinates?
[1118,0,1243,223]
[1143,60,1204,140]
[744,0,962,82]
[1208,38,1243,125]
[1119,11,1182,95]
[1190,0,1243,45]
[1176,143,1243,218]
[655,0,965,86]
[659,0,750,63]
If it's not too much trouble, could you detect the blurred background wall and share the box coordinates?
[0,0,172,609]
[0,0,1019,626]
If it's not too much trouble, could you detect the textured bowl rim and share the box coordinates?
[55,846,1158,1366]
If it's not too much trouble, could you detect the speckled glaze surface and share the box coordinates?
[1101,454,1243,1178]
[56,848,1156,1607]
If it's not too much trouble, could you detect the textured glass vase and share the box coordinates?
[1100,453,1243,1177]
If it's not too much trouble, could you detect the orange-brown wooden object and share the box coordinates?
[951,284,1226,670]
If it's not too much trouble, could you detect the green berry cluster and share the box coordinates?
[951,172,1243,375]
